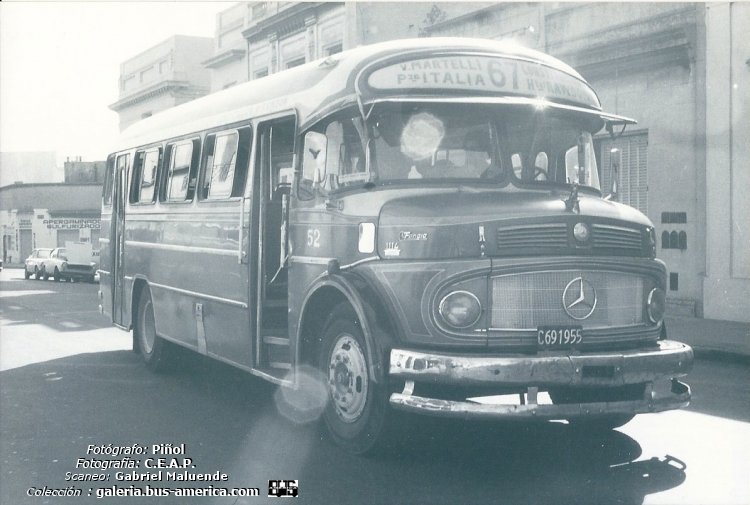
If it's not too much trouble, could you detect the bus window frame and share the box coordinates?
[198,121,253,202]
[129,144,163,206]
[103,154,116,207]
[253,110,299,198]
[160,137,202,204]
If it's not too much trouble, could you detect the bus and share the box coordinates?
[100,38,693,454]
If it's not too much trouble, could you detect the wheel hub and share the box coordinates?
[328,335,368,423]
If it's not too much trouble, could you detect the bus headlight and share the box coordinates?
[647,287,665,324]
[438,291,482,329]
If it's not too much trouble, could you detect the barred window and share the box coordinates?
[598,133,648,214]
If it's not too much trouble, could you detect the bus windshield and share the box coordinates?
[302,104,601,194]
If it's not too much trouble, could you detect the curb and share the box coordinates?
[692,347,750,365]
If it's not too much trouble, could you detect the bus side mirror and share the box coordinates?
[604,160,619,201]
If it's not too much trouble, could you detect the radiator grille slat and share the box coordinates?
[497,224,568,250]
[592,225,642,251]
[491,271,644,330]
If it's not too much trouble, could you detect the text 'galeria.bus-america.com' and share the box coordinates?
[99,37,692,454]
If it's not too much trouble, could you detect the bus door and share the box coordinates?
[112,153,129,326]
[253,115,296,375]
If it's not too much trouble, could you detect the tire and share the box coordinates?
[24,269,31,280]
[319,305,390,455]
[53,268,60,282]
[34,267,42,280]
[134,288,172,372]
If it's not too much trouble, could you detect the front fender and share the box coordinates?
[296,271,400,383]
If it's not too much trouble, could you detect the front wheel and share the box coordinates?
[52,268,60,282]
[24,268,31,280]
[134,288,172,372]
[319,306,390,455]
[34,267,42,280]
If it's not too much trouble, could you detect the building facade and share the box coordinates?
[0,183,103,264]
[703,2,749,321]
[201,2,435,92]
[109,35,213,132]
[203,2,349,92]
[423,2,749,322]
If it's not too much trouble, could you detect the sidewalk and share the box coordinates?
[666,315,750,362]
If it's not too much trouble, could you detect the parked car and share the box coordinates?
[42,246,97,282]
[24,248,53,279]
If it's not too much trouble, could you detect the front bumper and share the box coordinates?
[389,340,692,419]
[61,266,95,279]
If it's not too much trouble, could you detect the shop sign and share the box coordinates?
[43,218,100,230]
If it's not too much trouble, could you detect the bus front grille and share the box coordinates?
[490,270,645,330]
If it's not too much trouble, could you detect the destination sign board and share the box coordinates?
[367,55,600,109]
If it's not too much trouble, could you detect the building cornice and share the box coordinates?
[109,80,191,111]
[242,2,326,42]
[423,5,499,34]
[202,48,247,69]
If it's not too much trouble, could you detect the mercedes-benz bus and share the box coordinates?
[100,38,692,454]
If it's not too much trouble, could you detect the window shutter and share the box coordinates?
[599,133,648,214]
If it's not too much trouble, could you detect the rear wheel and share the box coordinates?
[34,267,42,280]
[52,268,60,282]
[134,288,172,372]
[24,268,31,279]
[319,305,390,455]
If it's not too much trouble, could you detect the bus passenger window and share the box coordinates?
[204,132,239,199]
[202,128,251,200]
[164,141,198,202]
[131,148,160,204]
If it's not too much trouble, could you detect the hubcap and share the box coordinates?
[140,299,156,354]
[327,334,368,423]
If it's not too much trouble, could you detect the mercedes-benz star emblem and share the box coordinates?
[562,276,598,320]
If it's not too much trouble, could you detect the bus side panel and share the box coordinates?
[124,206,251,365]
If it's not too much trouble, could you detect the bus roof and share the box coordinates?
[115,38,622,152]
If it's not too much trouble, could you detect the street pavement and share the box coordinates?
[1,267,749,505]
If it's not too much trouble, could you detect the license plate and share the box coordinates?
[537,326,583,349]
